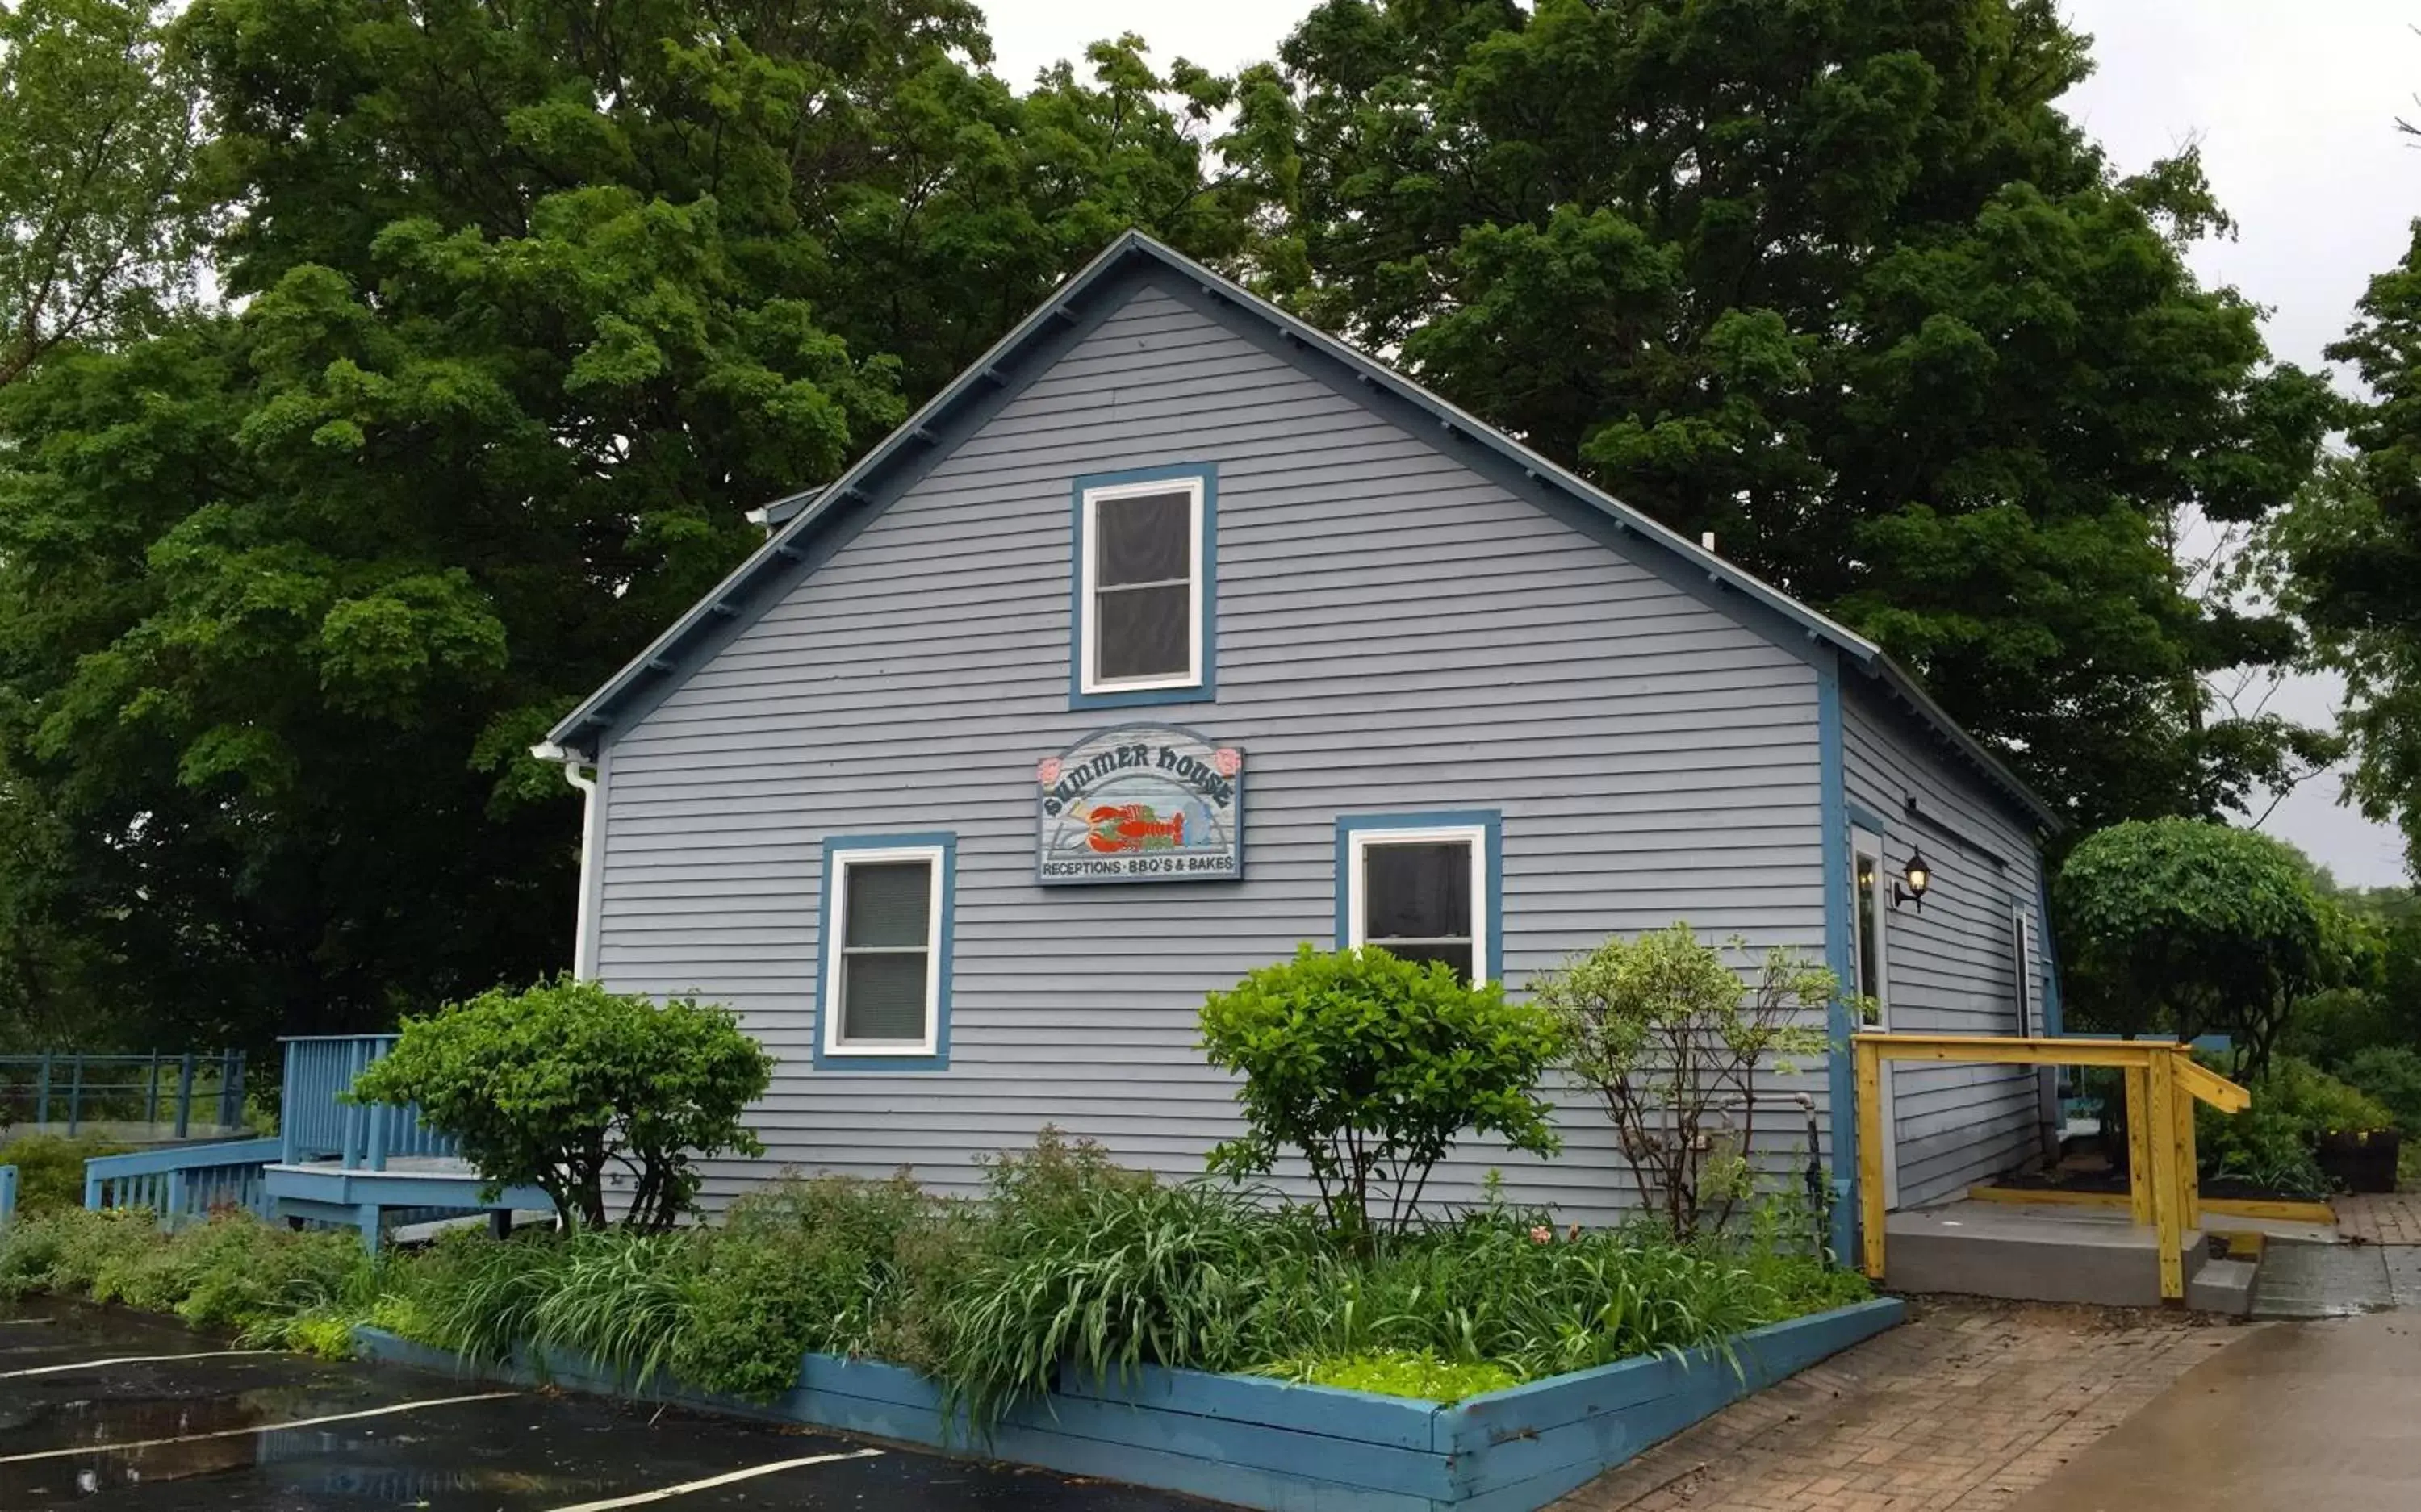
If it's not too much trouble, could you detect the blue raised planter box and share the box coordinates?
[353,1296,1904,1511]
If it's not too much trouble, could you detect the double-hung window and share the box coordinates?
[1337,813,1499,984]
[1073,466,1214,705]
[817,836,954,1068]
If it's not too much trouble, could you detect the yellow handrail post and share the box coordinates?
[2146,1052,2185,1301]
[2172,1050,2201,1232]
[1856,1037,1886,1280]
[2123,1065,2153,1227]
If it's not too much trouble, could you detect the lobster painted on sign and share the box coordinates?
[1085,804,1185,853]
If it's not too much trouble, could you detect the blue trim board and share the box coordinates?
[1066,462,1219,711]
[1816,661,1859,1268]
[352,1297,1904,1512]
[1333,811,1506,979]
[811,832,957,1072]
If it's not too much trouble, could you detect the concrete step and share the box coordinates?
[1885,1198,2206,1307]
[2186,1255,2257,1315]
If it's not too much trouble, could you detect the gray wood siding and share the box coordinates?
[1842,678,2048,1208]
[593,275,1834,1226]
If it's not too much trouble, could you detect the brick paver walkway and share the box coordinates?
[2333,1192,2421,1246]
[1555,1299,2245,1512]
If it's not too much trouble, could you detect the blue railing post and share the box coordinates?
[65,1055,82,1134]
[83,1162,102,1210]
[35,1051,50,1126]
[163,1168,187,1232]
[0,1165,16,1226]
[280,1042,299,1164]
[174,1053,195,1138]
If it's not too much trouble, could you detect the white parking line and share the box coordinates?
[0,1349,281,1378]
[0,1389,520,1463]
[545,1448,886,1510]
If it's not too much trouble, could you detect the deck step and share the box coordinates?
[1884,1199,2206,1307]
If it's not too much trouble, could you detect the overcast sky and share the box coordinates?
[984,1,2421,884]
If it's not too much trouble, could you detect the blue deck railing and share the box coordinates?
[83,1138,282,1229]
[279,1035,458,1171]
[0,1050,245,1136]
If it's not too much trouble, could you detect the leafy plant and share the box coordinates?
[1265,1350,1518,1401]
[2197,1055,2394,1195]
[671,1174,928,1399]
[1198,945,1564,1245]
[348,975,775,1230]
[1532,925,1834,1239]
[0,1133,126,1213]
[2339,1046,2421,1138]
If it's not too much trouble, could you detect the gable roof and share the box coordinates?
[544,230,2060,833]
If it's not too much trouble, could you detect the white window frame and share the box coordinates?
[820,843,947,1057]
[1344,823,1493,984]
[1850,825,1900,1210]
[1077,474,1206,695]
[2013,904,2036,1037]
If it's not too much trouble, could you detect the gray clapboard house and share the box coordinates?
[537,231,2065,1253]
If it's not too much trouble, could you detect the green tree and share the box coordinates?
[348,976,776,1230]
[2269,223,2421,872]
[0,1,1252,1046]
[0,0,204,387]
[2052,818,2331,1077]
[1234,0,2335,826]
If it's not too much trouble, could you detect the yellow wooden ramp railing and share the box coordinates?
[1852,1034,2252,1301]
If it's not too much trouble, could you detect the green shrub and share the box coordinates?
[1199,945,1563,1245]
[1269,1350,1519,1401]
[349,975,776,1230]
[671,1174,929,1399]
[0,1134,128,1214]
[0,1207,365,1338]
[2339,1046,2421,1138]
[1534,925,1835,1238]
[2198,1055,2395,1195]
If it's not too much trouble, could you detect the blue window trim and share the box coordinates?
[1817,660,1860,1265]
[811,832,956,1072]
[1332,810,1505,983]
[1068,462,1218,710]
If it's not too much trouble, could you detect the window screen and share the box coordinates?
[1361,839,1476,983]
[1091,490,1194,683]
[838,858,933,1043]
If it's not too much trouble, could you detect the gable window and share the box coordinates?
[1336,812,1500,984]
[1071,466,1215,707]
[816,835,955,1069]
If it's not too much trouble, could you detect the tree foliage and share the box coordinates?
[1531,925,1835,1240]
[2052,818,2332,1076]
[348,976,775,1230]
[1232,0,2335,827]
[1198,945,1564,1247]
[0,0,205,387]
[0,0,1255,1047]
[2268,221,2421,870]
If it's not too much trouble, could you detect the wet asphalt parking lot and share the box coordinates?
[0,1299,1202,1511]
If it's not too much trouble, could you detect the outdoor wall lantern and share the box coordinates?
[1894,849,1932,912]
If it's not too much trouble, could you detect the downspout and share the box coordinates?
[530,741,598,980]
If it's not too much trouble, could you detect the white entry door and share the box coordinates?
[1851,827,1900,1209]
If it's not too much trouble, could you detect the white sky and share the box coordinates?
[985,1,2421,883]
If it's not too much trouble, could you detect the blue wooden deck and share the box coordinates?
[79,1034,548,1249]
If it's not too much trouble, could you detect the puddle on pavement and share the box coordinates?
[0,1297,1199,1511]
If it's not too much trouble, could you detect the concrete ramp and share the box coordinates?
[1884,1199,2207,1307]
